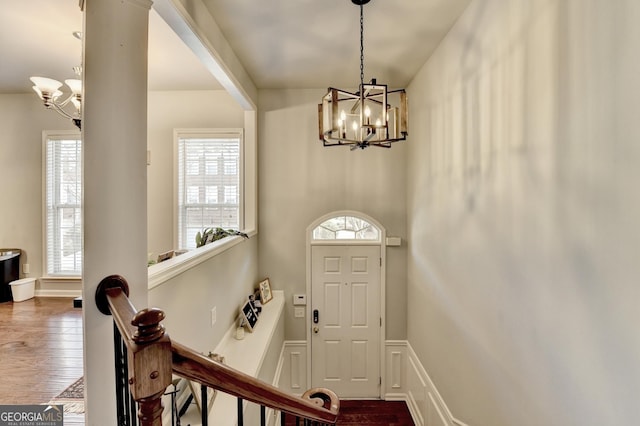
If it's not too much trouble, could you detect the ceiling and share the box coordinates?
[0,0,470,94]
[200,0,471,89]
[0,0,221,94]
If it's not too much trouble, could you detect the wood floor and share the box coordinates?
[335,400,414,425]
[0,297,414,425]
[0,297,84,424]
[284,400,415,425]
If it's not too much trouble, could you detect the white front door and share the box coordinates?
[311,245,381,398]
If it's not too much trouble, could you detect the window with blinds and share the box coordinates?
[177,130,243,250]
[45,134,82,275]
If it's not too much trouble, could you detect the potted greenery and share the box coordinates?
[195,227,249,248]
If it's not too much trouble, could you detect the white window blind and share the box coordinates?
[177,131,242,250]
[45,135,82,275]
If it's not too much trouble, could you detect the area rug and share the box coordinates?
[48,377,84,414]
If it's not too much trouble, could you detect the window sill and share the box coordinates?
[39,276,82,283]
[148,229,256,290]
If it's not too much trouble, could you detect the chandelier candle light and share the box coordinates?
[30,32,82,130]
[319,0,408,149]
[30,76,82,129]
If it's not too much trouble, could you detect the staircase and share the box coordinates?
[96,275,339,426]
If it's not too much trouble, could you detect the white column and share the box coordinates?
[81,0,152,423]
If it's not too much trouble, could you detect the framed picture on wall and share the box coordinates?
[259,278,273,304]
[240,300,259,332]
[156,250,175,263]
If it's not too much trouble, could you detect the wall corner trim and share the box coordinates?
[381,341,470,426]
[404,341,470,426]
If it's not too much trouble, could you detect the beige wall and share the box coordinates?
[0,94,77,280]
[406,0,640,424]
[257,89,408,340]
[148,238,259,352]
[0,90,243,280]
[147,90,244,257]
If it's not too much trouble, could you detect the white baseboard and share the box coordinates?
[36,276,82,298]
[274,340,467,426]
[35,289,82,298]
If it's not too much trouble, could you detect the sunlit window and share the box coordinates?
[177,130,243,250]
[45,133,82,275]
[312,215,380,241]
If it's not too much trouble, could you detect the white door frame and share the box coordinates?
[306,210,387,398]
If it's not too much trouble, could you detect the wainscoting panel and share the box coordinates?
[384,341,408,399]
[406,344,469,426]
[274,340,467,426]
[278,341,307,395]
[289,349,304,390]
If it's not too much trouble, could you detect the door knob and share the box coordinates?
[313,326,319,334]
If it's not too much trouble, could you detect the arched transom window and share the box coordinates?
[312,215,380,241]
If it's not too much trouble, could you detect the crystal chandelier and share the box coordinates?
[30,32,82,130]
[318,0,408,149]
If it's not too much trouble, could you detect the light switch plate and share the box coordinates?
[211,307,217,327]
[294,307,305,318]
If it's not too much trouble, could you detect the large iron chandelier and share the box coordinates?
[30,32,82,130]
[319,0,407,149]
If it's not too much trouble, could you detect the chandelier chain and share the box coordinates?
[318,0,407,149]
[359,3,364,88]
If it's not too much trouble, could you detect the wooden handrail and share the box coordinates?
[96,275,137,340]
[96,275,339,425]
[171,341,339,423]
[97,275,173,425]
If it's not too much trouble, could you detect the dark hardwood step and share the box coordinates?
[284,399,415,425]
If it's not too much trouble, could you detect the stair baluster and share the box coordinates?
[98,274,339,426]
[201,383,209,426]
[114,324,137,425]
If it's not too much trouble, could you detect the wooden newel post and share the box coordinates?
[130,308,173,426]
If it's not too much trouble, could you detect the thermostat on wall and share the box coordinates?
[293,294,307,306]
